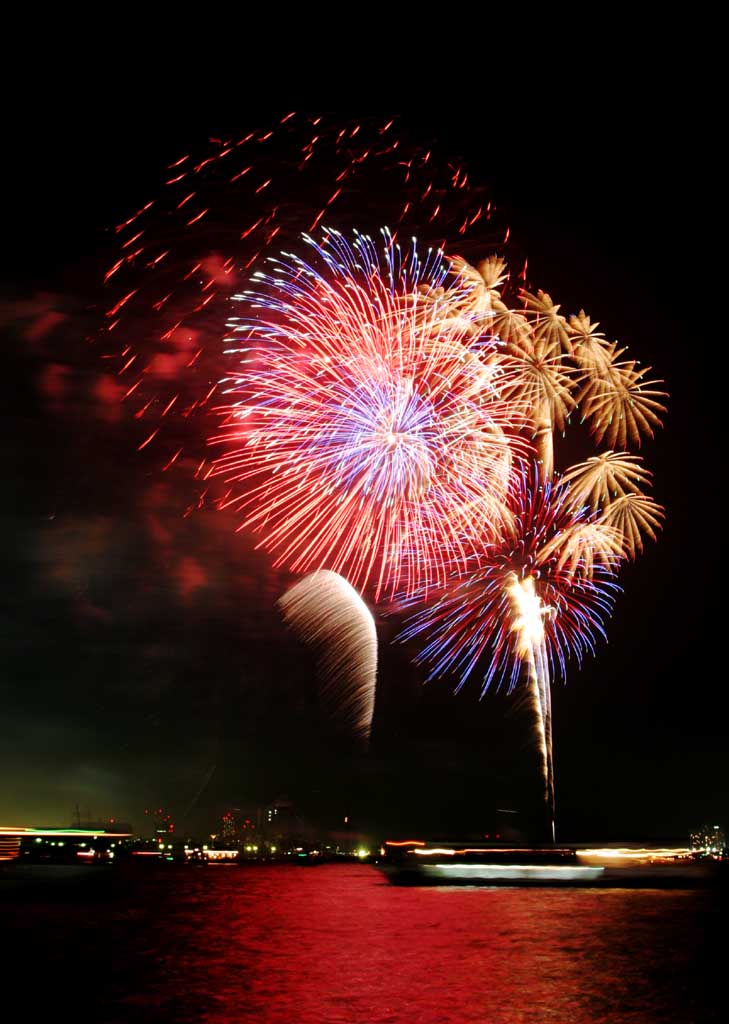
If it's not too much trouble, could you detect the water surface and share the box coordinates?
[3,863,723,1022]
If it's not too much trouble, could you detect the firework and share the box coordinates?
[102,114,497,477]
[211,230,529,600]
[399,471,620,841]
[278,570,378,746]
[396,255,667,839]
[399,472,619,694]
[105,124,668,841]
[562,452,665,558]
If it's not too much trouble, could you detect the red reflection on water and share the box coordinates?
[2,864,722,1023]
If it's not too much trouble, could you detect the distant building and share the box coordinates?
[690,823,726,854]
[220,810,239,841]
[144,807,175,838]
[264,798,295,833]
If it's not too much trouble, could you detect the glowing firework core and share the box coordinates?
[508,574,553,657]
[347,374,435,502]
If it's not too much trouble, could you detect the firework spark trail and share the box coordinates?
[537,642,556,844]
[278,570,378,746]
[211,230,530,600]
[508,573,554,832]
[524,642,551,834]
[527,606,556,844]
[101,114,495,477]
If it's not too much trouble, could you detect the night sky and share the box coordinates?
[2,86,723,843]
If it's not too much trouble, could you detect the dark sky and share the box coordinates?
[1,86,724,843]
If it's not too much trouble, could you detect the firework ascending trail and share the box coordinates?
[508,575,553,840]
[212,230,529,600]
[278,570,377,747]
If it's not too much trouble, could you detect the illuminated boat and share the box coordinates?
[377,841,726,887]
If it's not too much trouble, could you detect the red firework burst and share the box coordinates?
[210,230,529,600]
[101,113,499,479]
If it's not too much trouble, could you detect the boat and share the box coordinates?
[376,840,727,887]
